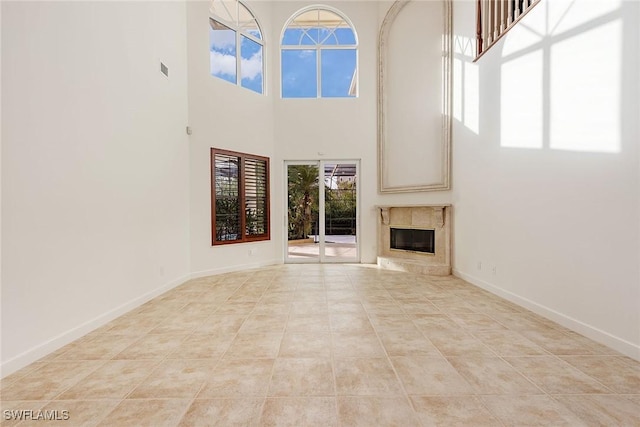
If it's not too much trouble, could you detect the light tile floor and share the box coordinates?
[286,242,357,260]
[1,264,639,426]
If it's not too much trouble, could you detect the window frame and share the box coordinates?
[211,148,271,246]
[280,5,358,98]
[209,0,265,94]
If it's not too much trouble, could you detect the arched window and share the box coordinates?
[281,6,358,98]
[209,0,264,94]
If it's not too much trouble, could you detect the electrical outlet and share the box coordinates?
[477,261,482,270]
[492,266,497,275]
[249,248,256,256]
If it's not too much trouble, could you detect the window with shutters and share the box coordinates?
[211,148,270,245]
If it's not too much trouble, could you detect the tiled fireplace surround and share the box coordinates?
[377,205,451,276]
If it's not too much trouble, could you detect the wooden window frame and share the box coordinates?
[211,148,270,246]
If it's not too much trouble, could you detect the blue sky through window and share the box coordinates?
[282,50,317,98]
[281,25,357,98]
[241,36,263,94]
[321,49,356,97]
[210,20,237,85]
[209,1,264,95]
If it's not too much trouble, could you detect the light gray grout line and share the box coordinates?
[265,281,295,372]
[319,275,342,427]
[616,354,640,369]
[481,322,620,396]
[399,277,526,427]
[467,331,566,399]
[254,273,297,423]
[54,337,175,424]
[358,278,425,426]
[452,330,547,425]
[7,266,636,425]
[562,355,638,388]
[543,392,616,423]
[5,275,214,420]
[1,361,48,388]
[42,360,111,404]
[178,271,274,425]
[126,274,250,424]
[550,354,617,394]
[172,395,197,427]
[470,394,510,427]
[264,270,616,424]
[394,278,488,420]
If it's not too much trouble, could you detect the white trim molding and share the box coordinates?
[0,273,191,377]
[378,0,453,193]
[453,268,640,362]
[190,259,282,279]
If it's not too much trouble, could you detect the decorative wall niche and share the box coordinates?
[378,0,453,193]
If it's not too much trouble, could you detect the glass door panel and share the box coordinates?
[323,163,358,261]
[286,160,359,263]
[286,163,320,261]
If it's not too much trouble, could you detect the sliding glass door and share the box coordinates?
[286,160,359,263]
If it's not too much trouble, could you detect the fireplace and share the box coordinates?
[390,228,435,253]
[376,205,451,275]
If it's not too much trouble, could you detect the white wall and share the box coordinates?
[0,0,4,377]
[6,0,635,376]
[272,0,378,263]
[273,1,453,264]
[1,1,191,374]
[451,0,640,358]
[187,0,454,271]
[187,1,280,276]
[383,0,449,190]
[372,0,453,258]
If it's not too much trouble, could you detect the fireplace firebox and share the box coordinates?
[390,228,435,254]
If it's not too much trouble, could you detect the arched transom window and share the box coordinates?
[281,6,358,98]
[209,0,264,94]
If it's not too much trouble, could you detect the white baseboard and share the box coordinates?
[1,261,284,378]
[190,259,283,279]
[0,273,191,378]
[452,268,640,362]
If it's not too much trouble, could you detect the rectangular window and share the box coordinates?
[211,148,270,245]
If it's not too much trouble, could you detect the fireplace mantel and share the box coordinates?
[376,204,450,227]
[376,205,451,276]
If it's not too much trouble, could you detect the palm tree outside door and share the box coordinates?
[285,160,359,263]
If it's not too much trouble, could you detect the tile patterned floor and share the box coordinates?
[1,264,639,426]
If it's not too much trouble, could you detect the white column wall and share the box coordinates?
[451,0,640,358]
[272,1,453,264]
[186,1,280,276]
[3,0,638,375]
[1,1,191,374]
